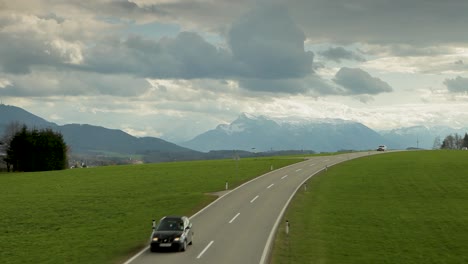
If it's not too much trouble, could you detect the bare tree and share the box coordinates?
[441,133,465,150]
[432,136,441,150]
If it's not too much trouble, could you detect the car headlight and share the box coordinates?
[152,237,158,242]
[173,237,180,242]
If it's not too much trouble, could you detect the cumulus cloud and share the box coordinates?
[0,12,111,74]
[319,47,365,62]
[444,76,468,93]
[83,32,236,79]
[333,67,393,95]
[228,4,313,79]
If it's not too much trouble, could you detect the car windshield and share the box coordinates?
[156,218,184,231]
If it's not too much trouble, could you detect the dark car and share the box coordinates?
[377,145,387,151]
[150,216,193,252]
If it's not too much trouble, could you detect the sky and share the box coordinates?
[1,0,468,143]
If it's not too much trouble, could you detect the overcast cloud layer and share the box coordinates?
[1,0,468,143]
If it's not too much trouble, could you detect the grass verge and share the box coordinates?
[271,150,468,264]
[0,157,302,264]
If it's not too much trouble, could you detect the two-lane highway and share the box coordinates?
[124,151,378,264]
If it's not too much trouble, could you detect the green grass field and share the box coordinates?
[271,150,468,264]
[0,157,302,264]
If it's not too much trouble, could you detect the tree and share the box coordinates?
[4,126,68,172]
[432,136,441,150]
[1,122,23,172]
[463,133,468,149]
[441,133,465,150]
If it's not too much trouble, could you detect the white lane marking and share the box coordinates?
[197,240,214,259]
[324,159,330,162]
[229,213,240,224]
[122,246,149,264]
[281,175,288,180]
[267,183,275,189]
[295,168,302,172]
[309,163,316,166]
[250,195,259,203]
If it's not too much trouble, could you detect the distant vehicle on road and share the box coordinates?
[377,145,387,151]
[150,216,193,252]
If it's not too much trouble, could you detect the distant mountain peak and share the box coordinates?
[183,113,388,152]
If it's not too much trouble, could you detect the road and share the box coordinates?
[124,151,379,264]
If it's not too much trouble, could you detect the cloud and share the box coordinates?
[0,12,112,74]
[291,0,468,45]
[333,67,393,95]
[83,32,236,79]
[0,71,151,97]
[362,44,456,57]
[444,76,468,93]
[319,47,365,62]
[228,4,313,79]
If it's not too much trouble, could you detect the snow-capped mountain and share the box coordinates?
[379,125,468,149]
[182,113,393,152]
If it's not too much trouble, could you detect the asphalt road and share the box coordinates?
[124,151,380,264]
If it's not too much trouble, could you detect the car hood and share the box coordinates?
[152,230,183,238]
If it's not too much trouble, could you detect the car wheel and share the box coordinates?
[150,246,157,252]
[189,238,193,245]
[180,240,187,252]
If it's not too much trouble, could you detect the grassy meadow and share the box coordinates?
[0,157,302,264]
[271,150,468,264]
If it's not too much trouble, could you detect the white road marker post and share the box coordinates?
[304,182,307,192]
[225,181,229,190]
[286,220,290,236]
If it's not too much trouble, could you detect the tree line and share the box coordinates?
[434,133,468,150]
[1,123,68,172]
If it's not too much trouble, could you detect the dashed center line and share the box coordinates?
[250,195,259,203]
[296,168,302,172]
[229,213,240,224]
[309,163,316,166]
[281,175,288,180]
[197,240,214,259]
[267,183,275,189]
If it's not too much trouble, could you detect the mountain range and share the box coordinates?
[0,104,201,164]
[182,113,391,152]
[1,104,466,164]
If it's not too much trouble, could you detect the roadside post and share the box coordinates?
[286,220,291,262]
[225,181,229,190]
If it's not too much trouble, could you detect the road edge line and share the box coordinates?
[122,159,309,264]
[258,167,325,264]
[259,153,371,264]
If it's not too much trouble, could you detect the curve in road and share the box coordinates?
[124,151,380,264]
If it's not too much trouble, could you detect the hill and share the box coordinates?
[0,104,202,164]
